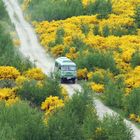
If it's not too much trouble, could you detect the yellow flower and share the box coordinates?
[77,68,88,80]
[90,82,104,93]
[0,66,20,80]
[87,72,94,80]
[16,76,27,86]
[129,113,136,120]
[24,68,45,80]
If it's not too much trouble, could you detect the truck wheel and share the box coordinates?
[72,79,75,84]
[61,78,64,83]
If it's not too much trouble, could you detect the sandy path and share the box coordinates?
[3,0,140,139]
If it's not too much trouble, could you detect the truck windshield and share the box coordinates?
[61,66,76,71]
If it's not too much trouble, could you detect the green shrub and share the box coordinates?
[0,101,47,140]
[93,25,100,36]
[47,87,98,140]
[55,27,65,45]
[101,115,133,140]
[81,24,90,36]
[75,51,118,74]
[25,0,113,21]
[46,86,133,140]
[28,0,83,21]
[17,77,62,106]
[0,0,10,22]
[71,37,88,51]
[124,88,140,115]
[134,5,140,28]
[131,50,140,67]
[0,79,16,88]
[104,78,125,108]
[111,26,136,37]
[102,25,110,37]
[95,0,112,19]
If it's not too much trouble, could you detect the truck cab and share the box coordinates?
[54,57,77,83]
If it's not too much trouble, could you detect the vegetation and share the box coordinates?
[0,102,48,140]
[23,0,113,21]
[46,89,133,140]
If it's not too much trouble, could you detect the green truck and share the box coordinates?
[54,57,77,83]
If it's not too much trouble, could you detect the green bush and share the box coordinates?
[28,0,83,21]
[46,87,133,140]
[81,24,90,36]
[101,115,133,140]
[102,25,110,37]
[71,37,88,51]
[0,79,16,88]
[75,51,118,74]
[47,87,98,140]
[0,101,47,140]
[104,78,125,108]
[17,77,62,106]
[93,25,100,36]
[25,0,113,21]
[131,50,140,67]
[134,5,140,28]
[124,88,140,115]
[95,0,112,19]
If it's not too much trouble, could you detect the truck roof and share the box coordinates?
[55,57,76,66]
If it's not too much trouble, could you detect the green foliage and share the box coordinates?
[76,51,118,74]
[46,87,133,140]
[104,78,125,108]
[101,115,133,140]
[0,0,10,22]
[0,101,47,140]
[0,79,16,88]
[134,5,140,28]
[55,27,65,45]
[71,37,88,51]
[28,0,83,21]
[93,25,100,36]
[81,24,90,36]
[17,77,62,106]
[95,0,112,19]
[111,26,137,37]
[102,25,110,37]
[46,88,98,140]
[124,88,140,115]
[131,50,140,67]
[25,0,113,21]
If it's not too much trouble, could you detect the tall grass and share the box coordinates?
[25,0,113,21]
[0,101,47,140]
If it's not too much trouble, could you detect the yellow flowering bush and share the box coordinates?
[87,71,94,80]
[129,113,140,123]
[16,76,28,86]
[77,68,88,79]
[0,88,19,106]
[24,68,45,80]
[51,45,65,56]
[125,66,140,90]
[61,85,69,100]
[41,96,64,123]
[0,66,20,80]
[90,82,104,93]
